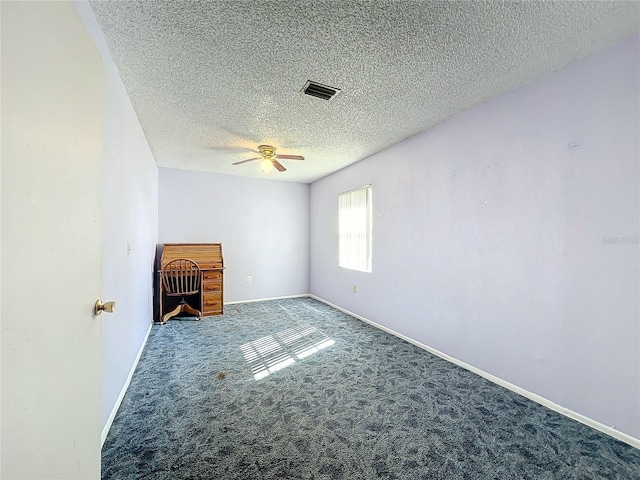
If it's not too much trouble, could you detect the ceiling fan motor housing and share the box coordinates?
[258,145,276,159]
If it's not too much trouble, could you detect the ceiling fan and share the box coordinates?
[232,144,304,172]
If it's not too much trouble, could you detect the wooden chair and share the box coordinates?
[160,259,202,324]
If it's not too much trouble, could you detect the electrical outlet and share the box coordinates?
[246,276,252,284]
[352,285,357,293]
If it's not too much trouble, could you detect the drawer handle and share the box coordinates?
[205,301,219,306]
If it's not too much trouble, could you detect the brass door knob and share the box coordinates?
[95,300,116,316]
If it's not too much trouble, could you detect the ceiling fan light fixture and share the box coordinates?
[260,158,273,172]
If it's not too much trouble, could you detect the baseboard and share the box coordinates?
[225,293,310,305]
[309,295,640,450]
[101,322,153,447]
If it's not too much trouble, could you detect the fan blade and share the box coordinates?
[232,157,260,165]
[206,146,259,154]
[275,154,304,160]
[272,160,286,172]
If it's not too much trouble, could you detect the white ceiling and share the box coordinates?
[90,1,639,184]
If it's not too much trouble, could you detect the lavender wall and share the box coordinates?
[159,168,309,302]
[310,35,639,439]
[99,62,158,436]
[75,2,160,438]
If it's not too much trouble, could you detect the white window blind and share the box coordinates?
[338,185,372,272]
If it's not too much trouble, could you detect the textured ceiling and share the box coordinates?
[90,1,639,184]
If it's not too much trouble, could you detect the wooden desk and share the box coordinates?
[158,243,224,320]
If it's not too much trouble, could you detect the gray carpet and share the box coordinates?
[102,298,640,479]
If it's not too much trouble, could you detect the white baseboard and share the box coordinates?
[101,322,153,447]
[225,293,310,305]
[309,295,640,450]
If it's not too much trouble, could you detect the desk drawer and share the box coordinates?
[202,292,222,314]
[203,271,223,282]
[202,282,222,293]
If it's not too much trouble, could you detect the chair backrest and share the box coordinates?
[161,259,201,296]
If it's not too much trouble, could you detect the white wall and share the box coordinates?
[159,168,309,302]
[74,2,159,437]
[310,35,639,439]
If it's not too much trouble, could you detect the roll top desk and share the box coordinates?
[158,243,224,321]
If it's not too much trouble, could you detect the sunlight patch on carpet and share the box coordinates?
[240,323,335,380]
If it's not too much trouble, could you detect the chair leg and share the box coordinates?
[162,304,182,324]
[181,303,202,320]
[162,302,201,324]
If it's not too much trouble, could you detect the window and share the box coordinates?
[338,185,372,272]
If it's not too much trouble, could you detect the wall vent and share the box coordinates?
[301,80,340,100]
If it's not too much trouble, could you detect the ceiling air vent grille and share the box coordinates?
[301,80,340,100]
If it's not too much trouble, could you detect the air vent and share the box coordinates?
[301,80,340,101]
